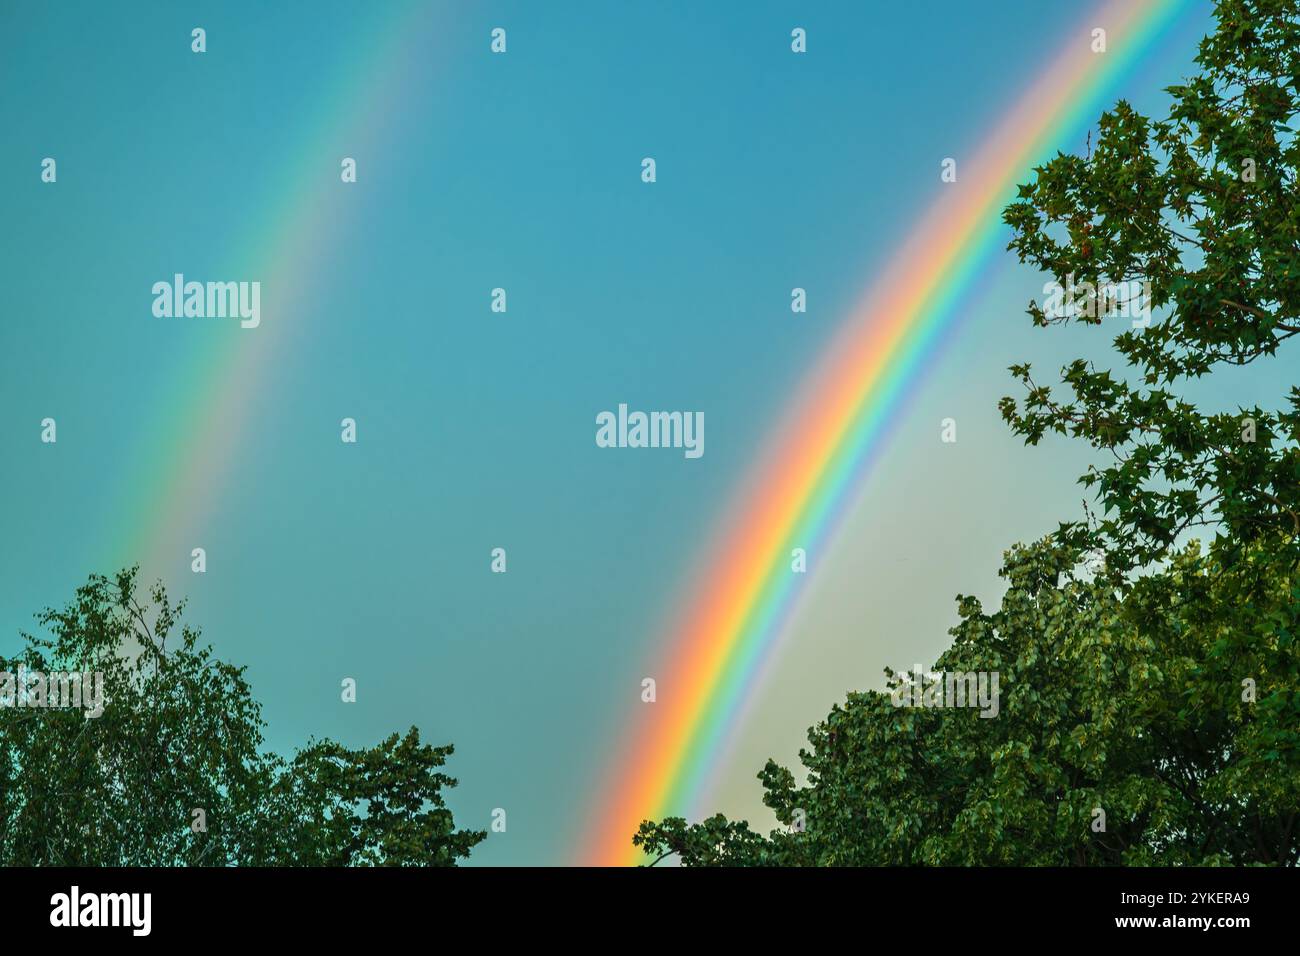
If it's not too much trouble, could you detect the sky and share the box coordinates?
[0,1,1225,864]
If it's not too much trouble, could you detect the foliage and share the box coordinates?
[636,540,1300,865]
[1000,0,1300,579]
[0,568,484,866]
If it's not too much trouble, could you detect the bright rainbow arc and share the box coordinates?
[583,0,1189,866]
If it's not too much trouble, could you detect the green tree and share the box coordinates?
[637,540,1300,865]
[1001,0,1300,578]
[0,567,484,866]
[637,0,1300,866]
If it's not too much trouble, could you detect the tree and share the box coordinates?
[637,540,1300,865]
[636,0,1300,866]
[1000,0,1300,579]
[0,567,485,866]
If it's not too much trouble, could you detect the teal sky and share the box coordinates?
[0,1,1232,864]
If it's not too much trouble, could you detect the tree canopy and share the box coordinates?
[0,567,484,866]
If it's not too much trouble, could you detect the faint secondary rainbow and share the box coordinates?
[94,3,452,580]
[583,0,1189,865]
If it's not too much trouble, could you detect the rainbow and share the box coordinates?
[582,0,1190,866]
[94,2,454,578]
